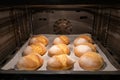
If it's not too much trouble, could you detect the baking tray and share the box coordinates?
[1,34,117,71]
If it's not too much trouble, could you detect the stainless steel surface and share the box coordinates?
[2,34,117,71]
[0,10,17,63]
[0,9,32,65]
[32,11,93,34]
[106,9,120,62]
[53,18,72,34]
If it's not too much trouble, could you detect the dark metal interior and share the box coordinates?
[32,10,93,34]
[0,5,120,79]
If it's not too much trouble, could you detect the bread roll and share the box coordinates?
[16,53,43,70]
[48,44,70,57]
[29,35,49,46]
[53,35,70,45]
[74,43,96,57]
[47,54,75,70]
[23,44,46,56]
[74,35,93,46]
[78,52,104,71]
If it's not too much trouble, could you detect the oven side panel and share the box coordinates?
[93,8,120,64]
[106,9,120,63]
[0,8,31,66]
[0,10,17,66]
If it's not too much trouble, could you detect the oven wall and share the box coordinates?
[93,8,120,64]
[107,9,120,63]
[0,10,17,65]
[32,10,94,34]
[0,8,31,66]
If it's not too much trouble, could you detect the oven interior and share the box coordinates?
[0,5,120,77]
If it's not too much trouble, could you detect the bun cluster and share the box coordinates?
[16,34,104,71]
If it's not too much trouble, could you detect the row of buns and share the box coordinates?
[16,34,104,71]
[17,35,49,70]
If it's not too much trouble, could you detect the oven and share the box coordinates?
[0,0,120,80]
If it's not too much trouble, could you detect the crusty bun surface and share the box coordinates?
[47,54,75,70]
[23,44,46,56]
[78,52,104,71]
[48,44,70,57]
[74,43,96,57]
[30,35,49,46]
[53,35,70,45]
[17,53,43,70]
[74,35,93,46]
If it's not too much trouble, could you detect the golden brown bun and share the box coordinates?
[16,53,43,70]
[48,44,70,57]
[74,35,93,46]
[53,35,70,45]
[74,43,96,57]
[47,54,75,70]
[29,35,49,46]
[23,44,47,56]
[78,52,104,71]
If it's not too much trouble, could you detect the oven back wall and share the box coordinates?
[32,10,93,34]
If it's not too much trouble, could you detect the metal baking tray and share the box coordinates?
[1,34,117,71]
